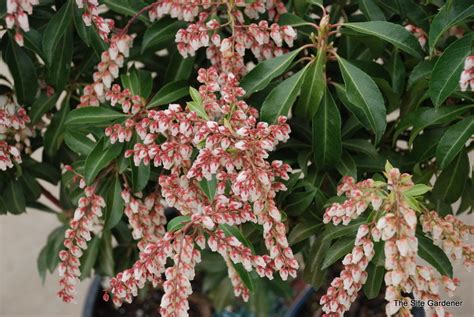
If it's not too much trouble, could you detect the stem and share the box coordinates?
[119,3,157,36]
[40,185,63,211]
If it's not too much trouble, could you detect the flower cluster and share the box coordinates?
[175,12,297,75]
[421,211,474,271]
[405,24,427,48]
[100,66,296,315]
[58,182,105,303]
[5,0,38,46]
[79,34,133,107]
[75,0,114,41]
[459,56,474,92]
[320,224,375,315]
[0,97,31,170]
[323,176,383,225]
[121,189,167,250]
[320,164,473,317]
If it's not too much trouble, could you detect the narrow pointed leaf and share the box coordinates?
[436,116,474,170]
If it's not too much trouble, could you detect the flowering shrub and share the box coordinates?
[1,0,473,316]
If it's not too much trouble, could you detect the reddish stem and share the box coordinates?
[40,185,63,211]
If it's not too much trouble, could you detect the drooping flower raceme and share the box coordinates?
[0,96,31,170]
[58,172,105,303]
[5,0,39,46]
[75,0,114,41]
[321,163,473,317]
[99,66,296,316]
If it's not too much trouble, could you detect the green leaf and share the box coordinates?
[337,57,386,144]
[343,139,380,159]
[103,0,150,24]
[104,176,124,230]
[73,3,90,45]
[343,21,423,58]
[142,19,187,52]
[23,28,47,62]
[428,0,474,54]
[165,50,195,82]
[408,60,433,89]
[313,91,342,169]
[336,151,357,179]
[260,67,306,123]
[42,0,73,65]
[84,138,123,184]
[80,236,100,279]
[430,35,474,107]
[29,94,59,125]
[47,26,74,91]
[303,236,330,289]
[288,222,322,246]
[363,263,385,299]
[4,180,26,214]
[322,237,355,269]
[187,87,209,120]
[199,174,217,201]
[284,187,317,216]
[64,131,95,156]
[65,107,128,126]
[433,150,469,204]
[4,36,38,105]
[437,116,474,169]
[322,217,367,242]
[37,226,67,282]
[359,0,386,21]
[131,162,150,192]
[43,100,70,158]
[220,224,254,251]
[167,215,191,232]
[394,105,474,145]
[148,81,189,108]
[404,184,432,197]
[240,48,303,97]
[417,233,453,277]
[296,50,326,118]
[121,68,152,98]
[97,231,115,277]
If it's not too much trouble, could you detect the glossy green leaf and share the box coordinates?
[436,116,474,170]
[363,263,385,299]
[148,81,189,108]
[84,138,123,184]
[288,222,322,246]
[359,0,385,21]
[433,150,469,204]
[121,68,152,98]
[4,36,38,105]
[296,50,326,118]
[260,68,306,123]
[65,107,128,126]
[408,60,433,89]
[47,26,73,91]
[240,48,303,97]
[417,233,453,277]
[142,19,186,52]
[80,236,100,279]
[104,176,124,230]
[220,224,254,251]
[303,236,330,290]
[103,0,149,24]
[29,94,59,125]
[167,216,191,232]
[336,151,357,179]
[338,58,386,144]
[131,162,150,193]
[322,237,355,269]
[187,87,209,120]
[42,0,73,65]
[4,180,26,214]
[313,91,342,169]
[428,0,474,54]
[64,131,95,156]
[343,21,423,58]
[43,100,70,157]
[430,35,473,107]
[404,184,432,197]
[199,174,217,202]
[97,231,114,277]
[322,217,367,242]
